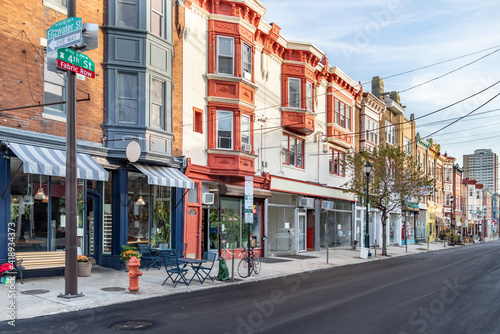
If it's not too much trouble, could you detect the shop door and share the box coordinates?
[297,211,307,252]
[86,189,102,261]
[185,206,200,258]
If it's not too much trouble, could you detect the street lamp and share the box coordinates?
[450,195,454,246]
[363,162,372,258]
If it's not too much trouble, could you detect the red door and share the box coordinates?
[185,206,200,258]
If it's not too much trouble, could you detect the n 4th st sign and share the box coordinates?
[57,48,95,78]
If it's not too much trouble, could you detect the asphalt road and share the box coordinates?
[5,241,500,334]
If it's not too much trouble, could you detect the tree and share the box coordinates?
[343,144,434,255]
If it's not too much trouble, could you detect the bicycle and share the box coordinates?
[237,247,261,278]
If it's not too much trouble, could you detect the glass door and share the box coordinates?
[297,211,306,252]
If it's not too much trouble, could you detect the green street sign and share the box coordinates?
[47,17,83,52]
[56,48,95,78]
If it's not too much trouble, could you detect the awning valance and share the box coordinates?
[133,163,194,189]
[9,143,108,181]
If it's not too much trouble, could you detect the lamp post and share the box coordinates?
[450,195,454,246]
[363,162,372,258]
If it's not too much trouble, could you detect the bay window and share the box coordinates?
[217,110,233,149]
[117,72,138,125]
[151,0,164,37]
[288,78,301,108]
[241,115,250,150]
[150,78,165,129]
[306,82,313,111]
[242,43,252,79]
[217,36,234,75]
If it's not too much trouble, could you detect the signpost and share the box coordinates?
[47,17,82,52]
[56,48,95,78]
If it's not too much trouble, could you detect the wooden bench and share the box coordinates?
[15,251,66,283]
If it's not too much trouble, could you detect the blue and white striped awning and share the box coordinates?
[134,163,194,189]
[9,143,108,181]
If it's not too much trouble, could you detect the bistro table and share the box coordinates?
[178,258,207,284]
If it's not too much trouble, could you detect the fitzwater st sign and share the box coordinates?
[47,17,82,52]
[57,48,95,78]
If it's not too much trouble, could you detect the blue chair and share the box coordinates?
[138,244,161,270]
[162,254,189,287]
[197,252,217,284]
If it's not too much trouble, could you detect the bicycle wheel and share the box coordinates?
[252,254,261,274]
[237,256,250,278]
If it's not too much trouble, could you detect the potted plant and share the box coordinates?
[120,245,141,271]
[77,255,92,277]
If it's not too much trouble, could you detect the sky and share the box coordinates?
[260,0,500,166]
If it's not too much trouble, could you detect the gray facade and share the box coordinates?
[103,0,175,165]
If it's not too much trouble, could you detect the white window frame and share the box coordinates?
[217,110,233,149]
[217,36,234,75]
[306,82,313,111]
[150,77,165,129]
[288,78,301,109]
[404,137,411,155]
[242,42,252,79]
[151,0,164,37]
[43,52,67,118]
[241,115,250,146]
[385,121,395,145]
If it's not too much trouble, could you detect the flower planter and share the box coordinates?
[77,262,92,277]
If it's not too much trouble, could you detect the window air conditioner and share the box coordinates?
[242,143,252,152]
[202,193,214,205]
[299,197,314,208]
[321,201,330,210]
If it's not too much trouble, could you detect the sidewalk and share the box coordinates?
[0,241,478,321]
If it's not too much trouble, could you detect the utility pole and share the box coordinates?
[61,0,80,298]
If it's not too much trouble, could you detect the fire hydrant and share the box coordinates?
[128,256,142,292]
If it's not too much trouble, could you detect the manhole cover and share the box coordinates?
[21,289,50,295]
[101,287,127,292]
[110,321,153,330]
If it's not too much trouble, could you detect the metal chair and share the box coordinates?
[197,252,217,284]
[162,254,189,287]
[138,244,161,270]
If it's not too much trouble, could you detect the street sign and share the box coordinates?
[244,176,253,223]
[47,17,83,52]
[56,48,95,78]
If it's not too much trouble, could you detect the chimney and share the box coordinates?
[389,91,401,105]
[371,76,384,99]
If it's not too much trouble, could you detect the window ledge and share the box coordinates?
[281,107,316,117]
[206,73,259,90]
[42,111,66,123]
[43,1,67,14]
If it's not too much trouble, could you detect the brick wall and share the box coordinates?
[172,2,185,158]
[0,0,105,144]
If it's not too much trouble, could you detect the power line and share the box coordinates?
[399,48,500,93]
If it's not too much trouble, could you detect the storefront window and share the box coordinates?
[103,176,113,254]
[151,185,172,248]
[127,172,150,245]
[321,211,352,248]
[9,157,88,252]
[269,206,296,252]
